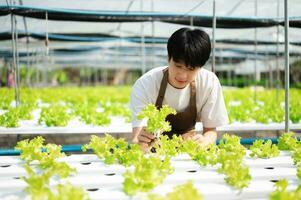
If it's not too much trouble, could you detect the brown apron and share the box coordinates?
[155,68,197,139]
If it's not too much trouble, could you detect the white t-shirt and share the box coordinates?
[130,66,229,128]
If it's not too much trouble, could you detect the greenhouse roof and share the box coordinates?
[0,0,300,72]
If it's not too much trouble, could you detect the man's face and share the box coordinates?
[168,58,200,89]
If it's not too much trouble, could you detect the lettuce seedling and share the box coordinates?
[148,181,203,200]
[137,104,176,138]
[250,139,280,158]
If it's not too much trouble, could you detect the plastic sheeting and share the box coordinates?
[2,32,301,47]
[1,5,300,28]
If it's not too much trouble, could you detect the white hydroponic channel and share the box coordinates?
[1,101,301,134]
[0,150,299,200]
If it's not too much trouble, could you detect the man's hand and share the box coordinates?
[182,131,206,147]
[192,134,205,143]
[132,127,155,152]
[137,128,155,143]
[181,130,195,140]
[182,128,217,148]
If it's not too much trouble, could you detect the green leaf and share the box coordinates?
[250,139,280,158]
[277,132,298,151]
[148,181,203,200]
[137,104,176,136]
[123,156,174,196]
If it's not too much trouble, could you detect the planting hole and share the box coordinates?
[270,180,279,183]
[105,173,115,176]
[81,162,91,165]
[264,167,274,170]
[187,170,197,173]
[87,188,99,192]
[1,165,11,168]
[13,177,21,179]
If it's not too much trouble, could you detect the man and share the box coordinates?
[130,27,228,151]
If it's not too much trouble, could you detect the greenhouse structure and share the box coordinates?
[0,0,301,199]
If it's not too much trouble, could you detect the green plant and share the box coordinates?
[137,104,176,137]
[216,134,251,189]
[49,183,89,200]
[0,108,20,127]
[250,139,280,158]
[277,132,299,151]
[39,105,71,127]
[217,158,251,189]
[123,156,173,196]
[148,181,203,200]
[16,136,83,199]
[153,135,183,157]
[82,134,144,166]
[269,179,301,200]
[193,144,219,166]
[218,134,246,160]
[297,163,301,179]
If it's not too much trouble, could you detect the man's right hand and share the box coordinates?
[138,128,155,143]
[132,127,155,152]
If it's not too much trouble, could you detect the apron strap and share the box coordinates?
[189,80,197,113]
[155,68,168,109]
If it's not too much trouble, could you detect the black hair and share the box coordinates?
[167,27,211,68]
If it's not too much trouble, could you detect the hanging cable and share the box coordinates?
[226,0,246,16]
[105,0,136,35]
[116,0,136,31]
[184,0,207,15]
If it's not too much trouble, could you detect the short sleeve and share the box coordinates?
[130,79,149,128]
[200,75,229,128]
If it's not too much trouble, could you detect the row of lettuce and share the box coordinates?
[13,103,301,199]
[0,87,301,128]
[0,87,131,127]
[14,132,301,200]
[224,89,301,124]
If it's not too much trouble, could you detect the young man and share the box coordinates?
[130,27,228,151]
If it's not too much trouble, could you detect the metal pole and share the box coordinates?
[35,51,39,86]
[284,0,290,132]
[190,16,194,27]
[15,15,20,97]
[19,0,30,87]
[268,56,273,89]
[151,0,155,67]
[45,11,49,56]
[10,6,19,106]
[212,0,216,73]
[276,0,280,101]
[254,0,258,102]
[140,0,146,74]
[25,33,30,87]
